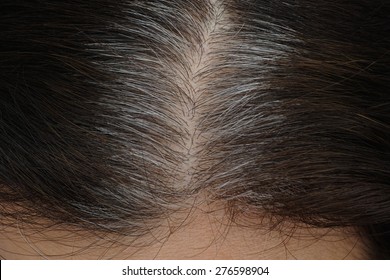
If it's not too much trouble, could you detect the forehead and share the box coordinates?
[0,0,389,259]
[0,202,365,259]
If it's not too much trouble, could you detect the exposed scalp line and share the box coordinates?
[169,0,230,192]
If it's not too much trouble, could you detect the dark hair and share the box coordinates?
[1,0,389,259]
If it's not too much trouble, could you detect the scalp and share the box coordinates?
[0,0,389,258]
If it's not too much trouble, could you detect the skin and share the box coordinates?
[0,199,365,260]
[0,0,386,261]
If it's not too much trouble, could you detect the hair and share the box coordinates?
[0,0,389,259]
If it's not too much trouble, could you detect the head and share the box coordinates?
[0,0,389,259]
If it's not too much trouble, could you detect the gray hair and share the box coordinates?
[0,0,389,258]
